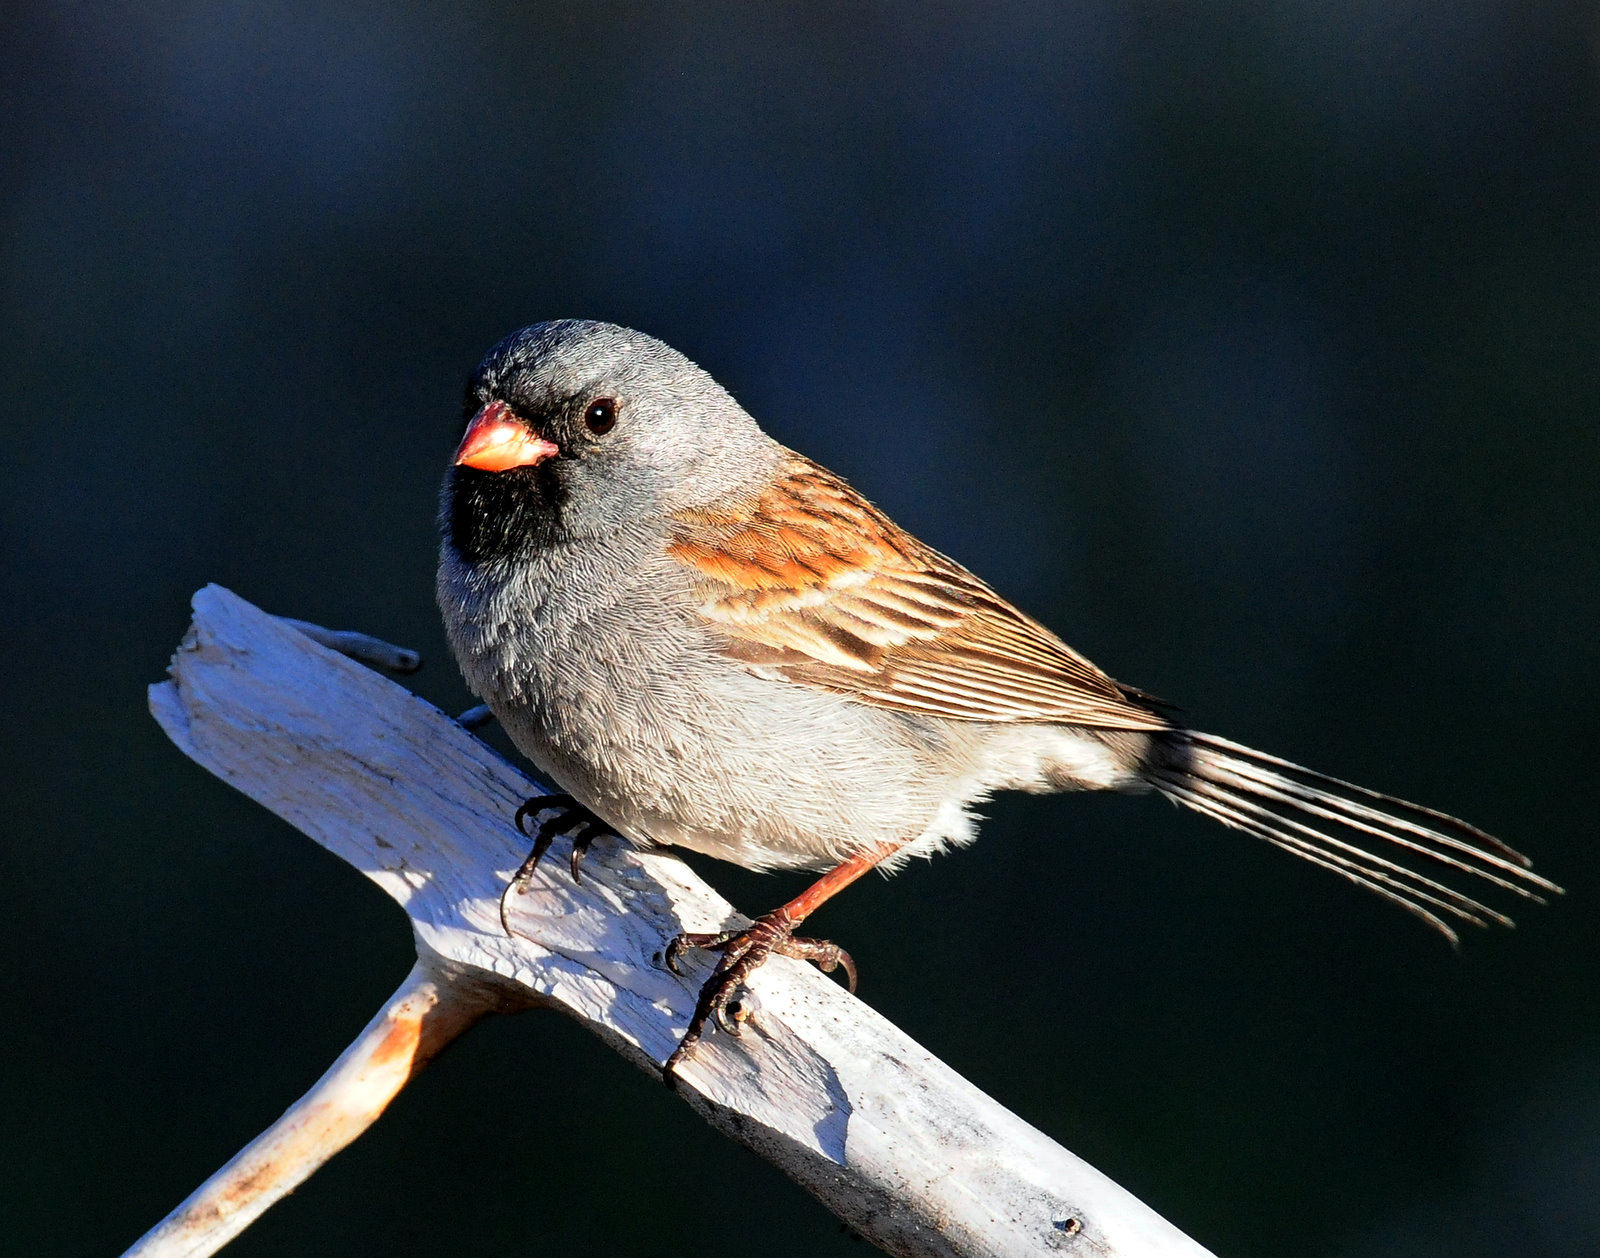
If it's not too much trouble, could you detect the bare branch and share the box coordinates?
[127,585,1216,1258]
[276,617,422,673]
[123,957,505,1258]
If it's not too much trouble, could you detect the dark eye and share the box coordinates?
[583,398,618,434]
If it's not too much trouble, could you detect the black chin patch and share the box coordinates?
[446,462,567,565]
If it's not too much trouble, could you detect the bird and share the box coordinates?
[436,319,1560,1082]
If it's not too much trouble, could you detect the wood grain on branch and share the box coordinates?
[127,584,1217,1258]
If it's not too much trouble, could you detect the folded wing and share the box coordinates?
[669,454,1170,730]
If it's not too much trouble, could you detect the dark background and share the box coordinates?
[4,3,1597,1255]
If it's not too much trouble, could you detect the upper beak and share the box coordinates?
[453,401,561,471]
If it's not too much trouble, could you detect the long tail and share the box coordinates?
[1147,730,1562,944]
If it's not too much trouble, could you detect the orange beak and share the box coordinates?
[453,401,561,471]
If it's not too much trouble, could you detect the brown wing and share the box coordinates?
[668,454,1171,730]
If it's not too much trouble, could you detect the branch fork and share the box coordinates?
[126,585,1215,1258]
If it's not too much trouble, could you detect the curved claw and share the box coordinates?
[498,818,560,935]
[661,912,857,1085]
[713,999,745,1037]
[507,813,569,894]
[664,930,724,977]
[809,942,856,993]
[664,935,691,977]
[507,793,604,888]
[502,794,627,939]
[497,883,516,938]
[515,791,579,837]
[568,819,609,885]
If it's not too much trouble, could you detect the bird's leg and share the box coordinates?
[499,794,618,935]
[662,841,901,1085]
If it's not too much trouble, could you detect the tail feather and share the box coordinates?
[1157,776,1509,939]
[1149,731,1562,945]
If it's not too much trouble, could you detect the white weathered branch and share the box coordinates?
[127,585,1217,1258]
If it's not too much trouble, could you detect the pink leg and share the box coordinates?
[662,842,901,1084]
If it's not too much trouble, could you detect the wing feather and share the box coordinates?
[669,454,1170,730]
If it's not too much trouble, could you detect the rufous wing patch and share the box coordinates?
[669,454,1170,730]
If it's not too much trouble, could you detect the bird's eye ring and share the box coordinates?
[584,398,618,435]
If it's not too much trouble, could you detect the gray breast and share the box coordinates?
[438,531,965,871]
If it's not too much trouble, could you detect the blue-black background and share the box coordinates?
[3,4,1596,1255]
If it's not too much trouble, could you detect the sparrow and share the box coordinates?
[437,319,1560,1081]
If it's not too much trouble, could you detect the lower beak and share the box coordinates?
[453,401,561,471]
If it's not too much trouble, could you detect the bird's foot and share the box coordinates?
[499,793,615,935]
[661,908,856,1086]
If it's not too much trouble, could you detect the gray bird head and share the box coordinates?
[443,320,779,565]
